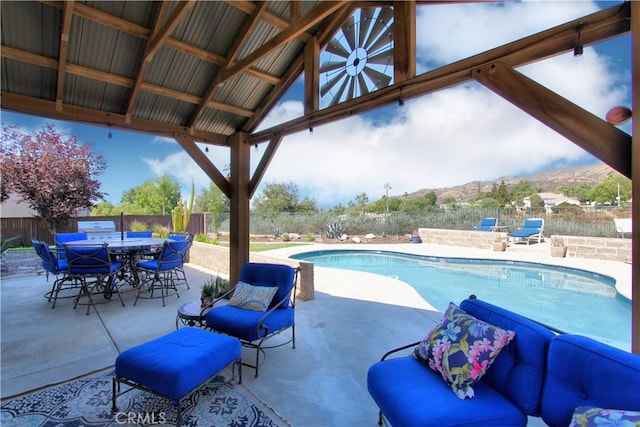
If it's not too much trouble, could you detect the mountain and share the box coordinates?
[403,163,617,203]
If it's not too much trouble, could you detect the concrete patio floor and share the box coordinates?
[0,241,632,426]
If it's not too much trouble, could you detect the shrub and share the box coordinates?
[129,220,149,232]
[281,232,290,242]
[195,233,218,244]
[151,223,170,238]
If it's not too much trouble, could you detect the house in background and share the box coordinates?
[1,194,39,218]
[1,194,90,218]
[523,192,581,213]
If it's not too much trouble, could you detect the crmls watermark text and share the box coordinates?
[114,412,168,425]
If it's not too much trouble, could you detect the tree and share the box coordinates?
[589,173,631,205]
[559,183,593,203]
[252,182,318,213]
[120,176,181,214]
[398,191,438,213]
[157,174,175,215]
[0,124,106,232]
[195,182,229,234]
[354,192,369,216]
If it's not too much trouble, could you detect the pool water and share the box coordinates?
[292,250,631,347]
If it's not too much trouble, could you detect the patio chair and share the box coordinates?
[133,238,190,307]
[64,243,126,315]
[510,218,545,245]
[204,262,298,378]
[474,217,498,232]
[124,230,157,259]
[126,231,152,238]
[55,232,88,260]
[32,239,76,308]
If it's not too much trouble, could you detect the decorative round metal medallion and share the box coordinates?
[320,8,394,108]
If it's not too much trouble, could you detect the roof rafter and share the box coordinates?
[125,1,196,121]
[250,2,630,142]
[188,1,270,130]
[243,2,355,132]
[40,1,281,85]
[55,0,74,111]
[219,1,347,86]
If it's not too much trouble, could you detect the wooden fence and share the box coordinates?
[1,214,206,246]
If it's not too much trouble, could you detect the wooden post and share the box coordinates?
[229,132,251,286]
[631,0,639,354]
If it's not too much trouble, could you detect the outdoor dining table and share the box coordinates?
[64,237,167,288]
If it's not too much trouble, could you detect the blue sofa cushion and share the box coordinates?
[367,357,527,427]
[460,298,555,416]
[541,334,640,427]
[206,305,294,342]
[228,281,278,312]
[413,302,516,399]
[569,406,640,427]
[115,328,241,400]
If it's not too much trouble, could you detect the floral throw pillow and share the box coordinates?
[569,406,640,427]
[228,281,278,312]
[412,302,516,399]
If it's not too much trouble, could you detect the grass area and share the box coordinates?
[3,246,34,253]
[219,242,308,252]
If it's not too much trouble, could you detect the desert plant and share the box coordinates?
[304,233,316,242]
[281,232,290,242]
[325,218,345,239]
[172,180,195,233]
[201,275,230,298]
[201,277,217,298]
[551,236,566,247]
[273,227,282,239]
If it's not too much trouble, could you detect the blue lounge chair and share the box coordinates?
[511,218,544,245]
[474,217,498,232]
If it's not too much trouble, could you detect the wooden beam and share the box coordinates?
[125,2,165,119]
[55,0,74,111]
[41,1,279,85]
[631,0,640,355]
[304,37,320,115]
[228,132,251,285]
[473,62,631,178]
[393,0,416,83]
[189,1,269,129]
[143,1,195,62]
[250,3,630,143]
[1,46,253,116]
[1,92,229,146]
[219,2,346,86]
[249,133,284,198]
[243,3,354,133]
[174,134,232,198]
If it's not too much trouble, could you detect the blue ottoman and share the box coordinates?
[112,327,241,425]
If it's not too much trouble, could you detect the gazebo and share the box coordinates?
[1,1,638,351]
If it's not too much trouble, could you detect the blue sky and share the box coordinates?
[1,1,632,210]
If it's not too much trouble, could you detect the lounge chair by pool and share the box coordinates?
[511,218,544,245]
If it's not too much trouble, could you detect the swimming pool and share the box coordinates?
[291,249,631,347]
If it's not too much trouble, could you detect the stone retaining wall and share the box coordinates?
[417,228,508,250]
[563,235,632,262]
[188,242,314,300]
[417,228,631,262]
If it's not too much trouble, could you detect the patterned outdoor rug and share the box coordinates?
[1,369,290,427]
